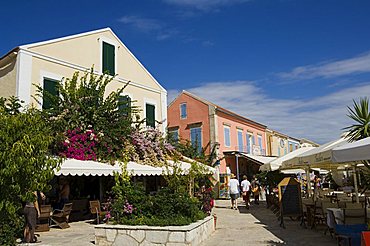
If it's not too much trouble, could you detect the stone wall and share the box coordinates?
[95,215,215,246]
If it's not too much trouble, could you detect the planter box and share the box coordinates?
[94,215,215,246]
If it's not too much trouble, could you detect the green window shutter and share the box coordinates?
[119,95,131,116]
[102,42,115,75]
[146,104,155,128]
[42,78,59,110]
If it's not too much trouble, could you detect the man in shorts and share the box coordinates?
[241,175,251,209]
[228,173,240,210]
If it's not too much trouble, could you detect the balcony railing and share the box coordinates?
[234,145,266,156]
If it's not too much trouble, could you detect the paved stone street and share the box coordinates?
[202,199,337,246]
[21,199,337,246]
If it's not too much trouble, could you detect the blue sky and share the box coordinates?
[1,0,370,143]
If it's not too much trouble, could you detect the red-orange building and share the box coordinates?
[168,91,271,183]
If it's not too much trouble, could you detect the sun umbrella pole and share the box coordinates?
[353,165,359,203]
[305,168,311,197]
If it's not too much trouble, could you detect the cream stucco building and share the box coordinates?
[0,28,167,132]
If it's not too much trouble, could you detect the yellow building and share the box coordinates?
[266,129,300,157]
[0,27,167,131]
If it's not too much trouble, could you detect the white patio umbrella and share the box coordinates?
[332,136,370,163]
[281,137,363,202]
[259,146,316,172]
[281,138,349,170]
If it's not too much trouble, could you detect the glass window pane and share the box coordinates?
[180,103,187,119]
[224,127,230,147]
[43,78,59,110]
[190,127,202,153]
[238,131,243,152]
[146,104,155,127]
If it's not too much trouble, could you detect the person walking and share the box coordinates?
[23,191,45,243]
[251,175,260,205]
[241,175,251,209]
[228,173,240,210]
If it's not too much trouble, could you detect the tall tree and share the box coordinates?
[0,98,61,245]
[344,97,370,142]
[344,97,370,169]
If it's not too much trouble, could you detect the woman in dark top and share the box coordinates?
[23,191,38,243]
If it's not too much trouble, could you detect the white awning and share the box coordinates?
[126,162,163,176]
[239,153,276,166]
[55,158,216,177]
[55,159,122,176]
[166,159,216,175]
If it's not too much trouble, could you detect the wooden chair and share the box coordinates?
[321,202,338,236]
[312,200,326,229]
[89,200,106,224]
[50,203,73,229]
[35,205,52,232]
[345,202,363,209]
[343,208,367,225]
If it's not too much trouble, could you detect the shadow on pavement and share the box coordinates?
[235,201,336,246]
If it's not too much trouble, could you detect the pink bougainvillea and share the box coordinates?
[60,128,98,160]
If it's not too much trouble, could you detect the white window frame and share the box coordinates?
[257,134,263,150]
[144,98,158,128]
[38,70,63,109]
[118,92,132,110]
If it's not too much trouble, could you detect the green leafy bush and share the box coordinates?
[0,97,61,245]
[110,172,207,226]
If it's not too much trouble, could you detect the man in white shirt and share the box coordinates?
[241,175,251,209]
[228,173,240,210]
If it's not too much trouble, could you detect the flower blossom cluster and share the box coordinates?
[123,201,134,214]
[60,128,98,160]
[130,128,175,166]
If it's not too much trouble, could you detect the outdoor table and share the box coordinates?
[333,191,345,194]
[326,208,344,229]
[325,194,337,203]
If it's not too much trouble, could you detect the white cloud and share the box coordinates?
[279,52,370,80]
[167,89,181,104]
[163,0,250,11]
[118,16,163,32]
[168,81,370,144]
[118,15,180,41]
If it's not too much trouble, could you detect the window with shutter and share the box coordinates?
[42,78,59,110]
[102,42,115,75]
[119,95,131,116]
[146,104,155,128]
